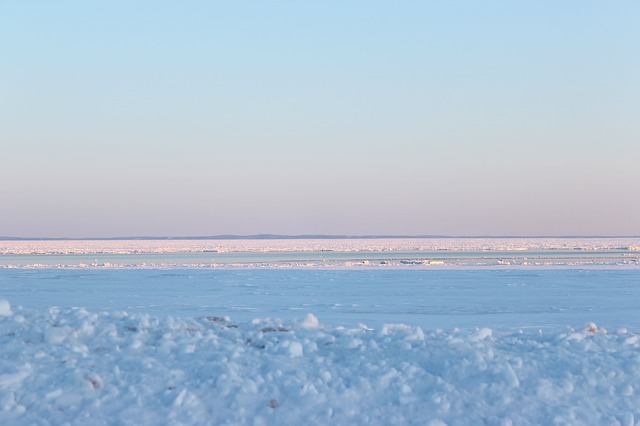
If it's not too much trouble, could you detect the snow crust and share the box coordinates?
[2,306,640,425]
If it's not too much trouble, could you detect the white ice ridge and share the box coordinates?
[2,237,640,255]
[1,306,640,425]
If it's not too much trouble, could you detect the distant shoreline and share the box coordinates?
[2,235,639,241]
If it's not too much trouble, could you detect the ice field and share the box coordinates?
[2,238,640,425]
[3,268,640,333]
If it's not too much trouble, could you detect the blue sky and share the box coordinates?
[1,1,639,237]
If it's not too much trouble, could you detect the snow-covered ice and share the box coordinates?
[1,238,640,424]
[3,268,640,332]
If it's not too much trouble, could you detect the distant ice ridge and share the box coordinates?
[2,238,639,269]
[2,237,640,255]
[1,304,639,425]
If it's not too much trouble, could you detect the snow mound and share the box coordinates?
[1,306,640,425]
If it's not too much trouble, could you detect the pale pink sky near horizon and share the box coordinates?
[2,1,639,238]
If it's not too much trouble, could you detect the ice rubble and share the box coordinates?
[1,303,640,425]
[2,238,639,269]
[3,237,640,255]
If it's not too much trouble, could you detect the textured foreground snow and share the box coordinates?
[2,303,640,426]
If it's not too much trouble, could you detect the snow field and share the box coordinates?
[2,302,640,425]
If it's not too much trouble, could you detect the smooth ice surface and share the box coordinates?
[2,269,640,332]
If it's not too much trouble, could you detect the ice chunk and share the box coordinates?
[0,299,11,316]
[302,313,320,329]
[288,341,304,358]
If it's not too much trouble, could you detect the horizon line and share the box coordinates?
[2,234,640,241]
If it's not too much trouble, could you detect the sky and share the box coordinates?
[1,1,639,238]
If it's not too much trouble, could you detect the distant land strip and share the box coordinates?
[1,235,639,241]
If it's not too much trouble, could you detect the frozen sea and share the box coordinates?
[2,238,640,425]
[2,237,639,332]
[3,268,640,333]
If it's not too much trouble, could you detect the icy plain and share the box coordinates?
[1,238,640,425]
